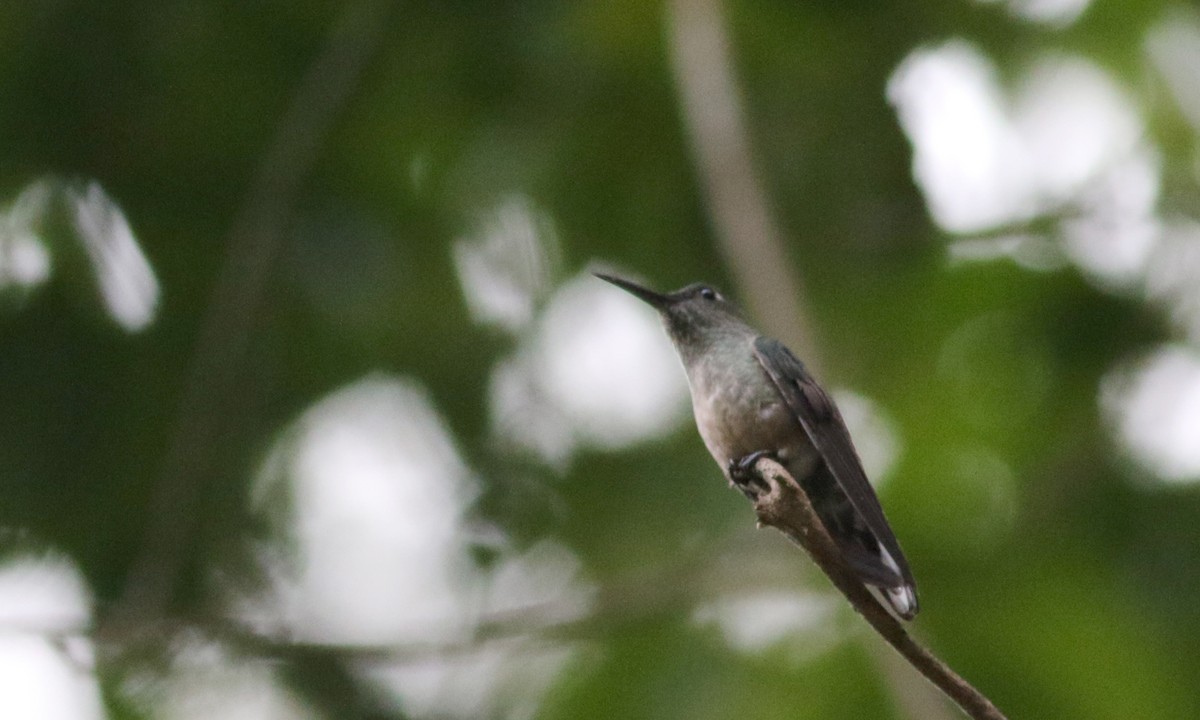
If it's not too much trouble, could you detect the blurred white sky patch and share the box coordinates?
[67,181,159,332]
[0,178,159,329]
[373,642,578,720]
[889,41,1031,233]
[128,637,319,720]
[249,375,481,643]
[1148,8,1200,136]
[490,271,690,467]
[0,553,104,720]
[484,539,594,618]
[831,390,902,487]
[454,196,561,333]
[1015,56,1143,204]
[889,42,1155,285]
[974,0,1092,27]
[0,553,92,632]
[1103,345,1200,484]
[692,590,842,664]
[245,376,592,718]
[537,275,689,446]
[0,181,54,291]
[1142,220,1200,343]
[1059,147,1161,287]
[364,540,591,720]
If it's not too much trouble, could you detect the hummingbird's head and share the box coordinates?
[593,273,749,354]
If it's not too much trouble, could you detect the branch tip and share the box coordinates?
[744,458,1007,720]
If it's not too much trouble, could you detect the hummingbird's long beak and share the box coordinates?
[593,272,670,309]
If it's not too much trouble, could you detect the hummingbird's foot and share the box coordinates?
[728,450,774,500]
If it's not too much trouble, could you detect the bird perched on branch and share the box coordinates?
[595,272,918,620]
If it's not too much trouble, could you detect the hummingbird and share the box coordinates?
[595,272,918,620]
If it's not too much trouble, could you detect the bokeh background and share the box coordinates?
[2,0,1200,718]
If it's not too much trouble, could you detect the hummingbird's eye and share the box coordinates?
[699,287,718,301]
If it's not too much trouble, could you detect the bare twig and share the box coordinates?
[748,457,1007,720]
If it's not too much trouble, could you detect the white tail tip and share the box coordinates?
[885,584,919,621]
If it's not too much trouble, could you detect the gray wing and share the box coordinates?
[753,336,915,587]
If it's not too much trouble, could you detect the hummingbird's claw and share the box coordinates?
[728,450,774,500]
